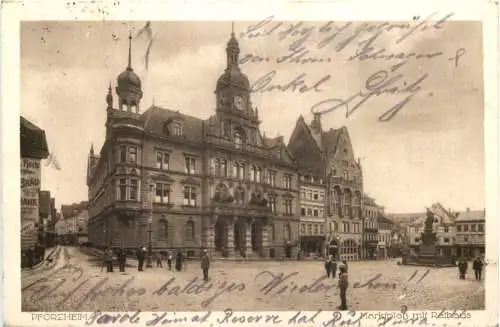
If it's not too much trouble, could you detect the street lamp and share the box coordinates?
[146,183,154,268]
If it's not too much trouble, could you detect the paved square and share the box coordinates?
[22,247,485,312]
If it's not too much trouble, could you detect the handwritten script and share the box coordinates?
[237,14,467,121]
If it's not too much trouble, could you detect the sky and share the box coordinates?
[20,20,484,213]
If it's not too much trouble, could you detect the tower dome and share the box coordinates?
[215,32,250,92]
[115,33,143,112]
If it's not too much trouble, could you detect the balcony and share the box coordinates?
[112,201,143,216]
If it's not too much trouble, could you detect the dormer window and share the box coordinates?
[173,122,183,136]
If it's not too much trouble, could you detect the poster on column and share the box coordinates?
[21,157,41,249]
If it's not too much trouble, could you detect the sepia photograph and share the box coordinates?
[12,12,494,320]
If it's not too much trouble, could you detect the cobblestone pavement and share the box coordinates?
[21,246,485,312]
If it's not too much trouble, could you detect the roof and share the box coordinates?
[377,215,394,225]
[388,213,425,223]
[455,209,485,222]
[61,201,89,219]
[142,106,205,144]
[20,116,49,159]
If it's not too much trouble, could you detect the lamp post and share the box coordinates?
[146,183,154,268]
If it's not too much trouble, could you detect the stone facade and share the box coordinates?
[288,115,364,261]
[86,33,300,259]
[455,208,485,258]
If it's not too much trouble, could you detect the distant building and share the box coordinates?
[455,208,485,258]
[56,202,89,244]
[377,215,394,259]
[289,115,363,261]
[20,116,49,256]
[407,203,457,256]
[86,32,300,259]
[298,173,326,257]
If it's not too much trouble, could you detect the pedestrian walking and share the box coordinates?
[201,249,210,281]
[458,257,468,280]
[156,252,163,268]
[338,264,349,310]
[167,252,173,271]
[137,247,146,272]
[339,259,348,278]
[473,256,484,281]
[175,251,183,272]
[117,248,126,273]
[104,247,114,273]
[325,255,333,278]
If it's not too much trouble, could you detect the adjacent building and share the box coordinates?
[20,116,49,256]
[298,173,326,257]
[363,195,380,259]
[288,115,364,261]
[377,215,394,259]
[455,208,485,258]
[87,32,300,259]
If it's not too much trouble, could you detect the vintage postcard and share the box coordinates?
[1,0,499,326]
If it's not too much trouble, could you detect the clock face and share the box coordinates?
[234,96,244,110]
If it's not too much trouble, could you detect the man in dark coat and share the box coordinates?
[156,252,163,268]
[324,255,333,278]
[337,264,349,310]
[331,259,337,279]
[458,257,468,279]
[25,247,34,269]
[201,249,210,281]
[117,248,126,272]
[473,256,484,281]
[137,247,146,272]
[166,252,173,271]
[175,251,183,272]
[104,247,114,273]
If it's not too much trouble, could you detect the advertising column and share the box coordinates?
[21,158,42,250]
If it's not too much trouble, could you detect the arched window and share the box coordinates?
[271,224,276,241]
[250,165,256,182]
[333,186,342,216]
[158,219,168,240]
[344,189,352,218]
[238,163,245,180]
[234,131,243,149]
[234,186,245,204]
[255,166,261,182]
[214,183,229,202]
[185,220,195,241]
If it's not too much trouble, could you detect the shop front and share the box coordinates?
[300,235,325,258]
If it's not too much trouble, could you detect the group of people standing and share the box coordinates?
[457,256,485,281]
[324,255,349,310]
[102,246,208,279]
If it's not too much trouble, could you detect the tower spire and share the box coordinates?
[106,81,113,108]
[231,21,235,36]
[90,143,94,155]
[127,32,132,70]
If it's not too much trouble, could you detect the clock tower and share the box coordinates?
[215,30,259,121]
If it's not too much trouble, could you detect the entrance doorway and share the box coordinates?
[214,220,226,250]
[285,245,292,258]
[251,221,262,251]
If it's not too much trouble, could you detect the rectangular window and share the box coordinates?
[319,209,324,217]
[313,192,319,200]
[156,151,169,170]
[119,145,126,162]
[444,226,449,233]
[183,186,197,207]
[313,209,318,217]
[464,224,469,232]
[155,183,170,203]
[307,191,312,200]
[173,123,183,136]
[184,157,196,175]
[118,178,127,200]
[313,224,319,235]
[471,224,476,232]
[478,224,484,232]
[129,180,138,201]
[128,146,137,163]
[301,191,306,199]
[268,197,277,214]
[301,207,306,216]
[239,164,245,180]
[232,163,238,178]
[283,175,292,189]
[307,224,312,235]
[284,199,293,216]
[300,223,306,234]
[268,171,276,186]
[457,225,462,232]
[319,224,325,235]
[307,208,312,216]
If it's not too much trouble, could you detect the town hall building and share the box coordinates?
[86,32,300,259]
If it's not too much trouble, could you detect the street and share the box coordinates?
[22,246,485,312]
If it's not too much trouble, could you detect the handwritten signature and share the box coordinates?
[310,61,429,121]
